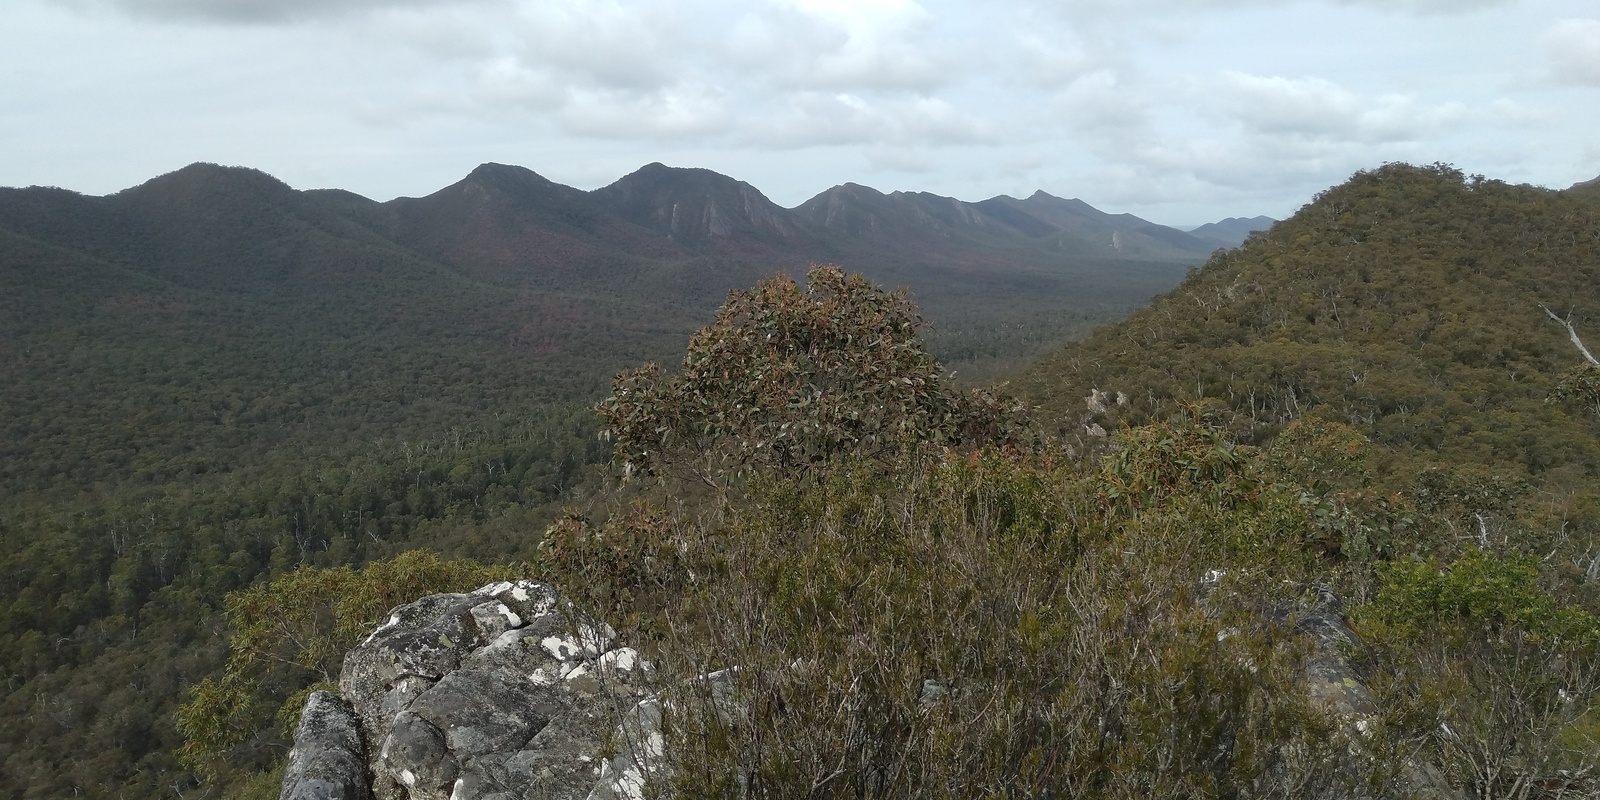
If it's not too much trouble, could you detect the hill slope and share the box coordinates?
[1018,163,1600,556]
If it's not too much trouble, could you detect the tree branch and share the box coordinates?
[1539,304,1600,367]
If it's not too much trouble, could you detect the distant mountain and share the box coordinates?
[1569,174,1600,205]
[592,162,810,249]
[1186,215,1276,248]
[795,185,1220,262]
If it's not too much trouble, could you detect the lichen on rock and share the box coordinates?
[284,579,656,800]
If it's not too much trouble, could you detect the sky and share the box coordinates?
[4,0,1599,227]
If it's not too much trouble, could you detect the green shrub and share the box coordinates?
[594,264,1032,486]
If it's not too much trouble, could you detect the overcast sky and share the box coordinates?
[4,0,1599,226]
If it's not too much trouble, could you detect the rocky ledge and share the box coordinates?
[280,579,661,800]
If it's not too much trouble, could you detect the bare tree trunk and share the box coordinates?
[1539,305,1600,367]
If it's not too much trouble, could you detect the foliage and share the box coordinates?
[13,160,1600,798]
[595,264,1032,483]
[1020,163,1600,484]
[566,246,1600,796]
[547,437,1398,798]
[1549,363,1600,416]
[176,550,520,784]
[1362,550,1599,645]
[1356,551,1600,795]
[1098,407,1256,513]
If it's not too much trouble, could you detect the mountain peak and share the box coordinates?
[592,163,799,246]
[456,162,563,196]
[1186,215,1276,248]
[466,162,547,181]
[120,162,294,201]
[601,162,754,197]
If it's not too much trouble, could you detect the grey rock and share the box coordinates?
[408,669,557,756]
[377,711,456,800]
[289,579,654,800]
[280,691,368,800]
[1285,584,1461,800]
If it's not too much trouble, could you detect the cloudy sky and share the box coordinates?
[4,0,1599,226]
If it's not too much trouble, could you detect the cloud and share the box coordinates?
[724,0,949,92]
[1051,69,1152,145]
[554,83,731,140]
[1024,0,1514,15]
[1545,18,1600,86]
[507,1,685,92]
[1014,30,1099,87]
[748,92,995,149]
[50,0,484,23]
[1215,71,1465,144]
[1331,0,1513,14]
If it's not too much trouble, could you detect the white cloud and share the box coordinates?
[1545,18,1600,85]
[1014,28,1101,87]
[777,0,926,35]
[1023,0,1514,16]
[1332,0,1514,13]
[506,1,683,92]
[724,0,949,91]
[554,83,730,140]
[1216,71,1465,144]
[1055,69,1151,135]
[749,92,994,149]
[50,0,488,23]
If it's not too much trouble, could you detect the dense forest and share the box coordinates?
[0,163,1203,797]
[1019,163,1600,571]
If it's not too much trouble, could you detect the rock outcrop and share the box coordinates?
[283,579,657,800]
[280,691,368,800]
[1282,585,1460,800]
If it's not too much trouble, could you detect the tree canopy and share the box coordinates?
[595,264,1030,483]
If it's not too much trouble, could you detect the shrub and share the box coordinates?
[594,265,1031,485]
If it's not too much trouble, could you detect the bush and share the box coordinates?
[555,439,1389,798]
[595,264,1031,485]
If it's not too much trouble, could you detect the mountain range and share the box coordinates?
[2,159,1248,389]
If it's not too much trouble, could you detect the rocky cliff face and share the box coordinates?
[280,580,660,800]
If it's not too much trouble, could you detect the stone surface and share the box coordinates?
[280,691,368,800]
[1285,584,1461,800]
[283,579,655,800]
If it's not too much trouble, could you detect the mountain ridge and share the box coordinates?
[6,160,1251,261]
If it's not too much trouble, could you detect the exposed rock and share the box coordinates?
[1294,586,1378,721]
[280,691,368,800]
[285,579,656,800]
[1279,582,1460,800]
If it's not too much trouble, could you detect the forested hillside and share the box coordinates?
[1020,163,1600,509]
[0,162,1200,798]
